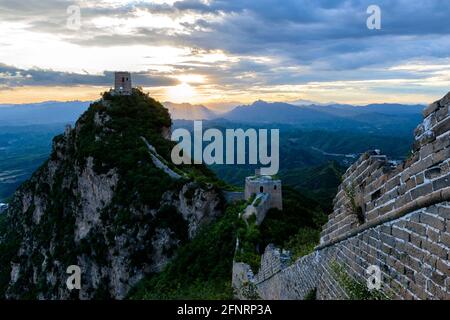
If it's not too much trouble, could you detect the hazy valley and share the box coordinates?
[0,99,423,204]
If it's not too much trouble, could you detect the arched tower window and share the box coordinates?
[274,185,277,190]
[260,186,263,193]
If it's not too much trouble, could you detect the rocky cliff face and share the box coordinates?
[0,89,223,299]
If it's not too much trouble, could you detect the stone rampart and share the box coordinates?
[233,93,450,300]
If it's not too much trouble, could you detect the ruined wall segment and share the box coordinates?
[243,193,273,225]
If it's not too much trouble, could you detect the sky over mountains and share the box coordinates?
[0,0,449,105]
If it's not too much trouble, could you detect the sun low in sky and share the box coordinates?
[1,0,450,106]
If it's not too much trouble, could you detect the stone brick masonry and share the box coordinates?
[233,92,450,300]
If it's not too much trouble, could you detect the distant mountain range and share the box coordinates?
[288,99,332,106]
[0,99,425,128]
[0,101,90,125]
[221,100,424,121]
[217,100,425,134]
[162,102,217,120]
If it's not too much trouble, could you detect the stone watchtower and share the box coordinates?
[242,170,282,225]
[244,170,282,211]
[114,72,132,95]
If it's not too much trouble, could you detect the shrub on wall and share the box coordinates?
[330,261,388,300]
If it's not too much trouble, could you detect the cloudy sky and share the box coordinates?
[0,0,450,106]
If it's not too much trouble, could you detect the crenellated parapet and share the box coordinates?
[233,92,450,300]
[320,93,450,247]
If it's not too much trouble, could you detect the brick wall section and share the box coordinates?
[254,244,292,283]
[320,93,450,245]
[233,92,450,300]
[249,202,450,300]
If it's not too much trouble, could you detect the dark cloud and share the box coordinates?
[0,0,449,93]
[168,0,450,70]
[73,1,450,73]
[0,64,178,87]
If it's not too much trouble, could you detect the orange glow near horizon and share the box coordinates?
[0,84,440,107]
[166,83,197,103]
[0,86,110,104]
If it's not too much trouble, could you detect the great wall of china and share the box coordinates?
[233,92,450,300]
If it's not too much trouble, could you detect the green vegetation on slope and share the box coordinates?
[235,215,262,272]
[330,262,389,300]
[72,89,225,210]
[262,187,326,258]
[235,186,327,270]
[73,89,180,210]
[129,201,246,300]
[279,161,344,212]
[0,89,228,299]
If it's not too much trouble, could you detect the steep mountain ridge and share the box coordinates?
[0,89,223,299]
